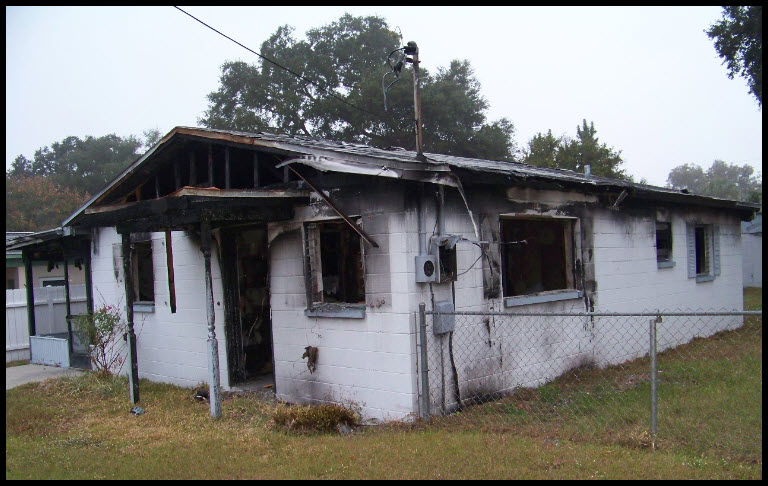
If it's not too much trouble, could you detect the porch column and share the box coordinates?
[201,217,222,418]
[64,258,74,355]
[84,250,94,315]
[121,232,140,403]
[22,252,36,339]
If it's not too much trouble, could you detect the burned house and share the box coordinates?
[23,126,756,421]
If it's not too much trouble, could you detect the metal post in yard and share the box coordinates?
[650,315,661,450]
[201,216,222,419]
[419,303,430,419]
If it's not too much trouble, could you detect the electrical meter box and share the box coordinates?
[415,255,438,283]
[433,301,455,335]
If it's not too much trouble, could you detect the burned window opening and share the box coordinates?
[307,220,365,305]
[133,240,155,303]
[656,221,673,263]
[501,218,575,298]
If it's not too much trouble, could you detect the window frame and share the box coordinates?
[131,238,155,312]
[303,219,367,318]
[655,221,675,268]
[499,215,583,308]
[687,222,720,283]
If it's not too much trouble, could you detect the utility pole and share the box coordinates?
[405,41,425,160]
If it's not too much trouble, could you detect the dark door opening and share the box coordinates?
[235,227,273,381]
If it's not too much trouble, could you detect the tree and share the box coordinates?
[201,14,518,161]
[667,160,762,203]
[523,120,628,179]
[7,133,152,197]
[707,6,762,106]
[6,175,90,231]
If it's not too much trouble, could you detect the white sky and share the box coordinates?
[5,6,763,187]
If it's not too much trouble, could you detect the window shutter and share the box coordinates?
[712,224,721,276]
[686,223,696,278]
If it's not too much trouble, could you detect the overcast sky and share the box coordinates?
[5,6,762,186]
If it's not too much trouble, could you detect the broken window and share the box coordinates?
[132,240,155,303]
[655,221,673,265]
[500,218,575,297]
[305,220,365,305]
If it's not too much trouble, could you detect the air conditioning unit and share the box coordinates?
[415,255,437,283]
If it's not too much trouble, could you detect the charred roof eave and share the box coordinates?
[61,126,762,228]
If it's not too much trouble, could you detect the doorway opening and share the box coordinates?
[223,224,274,387]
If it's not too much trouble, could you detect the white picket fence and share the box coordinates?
[5,285,87,363]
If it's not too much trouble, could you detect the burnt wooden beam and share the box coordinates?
[174,162,181,190]
[121,232,140,404]
[64,259,74,355]
[165,230,177,314]
[84,249,94,315]
[23,252,36,338]
[225,146,231,189]
[253,152,260,188]
[208,144,214,187]
[189,151,197,186]
[155,175,161,199]
[287,166,379,248]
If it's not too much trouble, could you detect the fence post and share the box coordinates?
[419,303,430,419]
[650,314,661,450]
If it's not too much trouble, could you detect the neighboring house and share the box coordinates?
[8,127,759,421]
[741,212,762,287]
[6,231,86,289]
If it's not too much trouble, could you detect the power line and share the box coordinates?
[173,6,395,122]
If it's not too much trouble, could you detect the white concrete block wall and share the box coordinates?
[90,227,228,389]
[269,188,419,422]
[591,207,744,312]
[589,207,744,365]
[83,183,749,422]
[413,191,592,413]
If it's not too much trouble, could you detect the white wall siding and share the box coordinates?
[90,227,229,389]
[269,187,419,422]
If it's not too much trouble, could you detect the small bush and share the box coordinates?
[73,304,127,375]
[271,403,360,433]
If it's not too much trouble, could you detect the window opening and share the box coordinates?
[133,240,155,302]
[656,222,673,263]
[694,225,710,276]
[501,218,574,297]
[308,220,365,305]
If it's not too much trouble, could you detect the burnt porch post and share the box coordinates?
[201,216,222,418]
[22,252,36,341]
[121,232,140,403]
[64,258,74,355]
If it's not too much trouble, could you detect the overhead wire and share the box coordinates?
[173,6,398,122]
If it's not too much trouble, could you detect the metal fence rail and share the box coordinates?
[417,305,762,462]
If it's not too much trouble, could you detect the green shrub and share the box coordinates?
[73,304,127,374]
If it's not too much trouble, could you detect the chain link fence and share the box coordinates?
[417,305,762,463]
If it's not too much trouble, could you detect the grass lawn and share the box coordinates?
[5,289,762,479]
